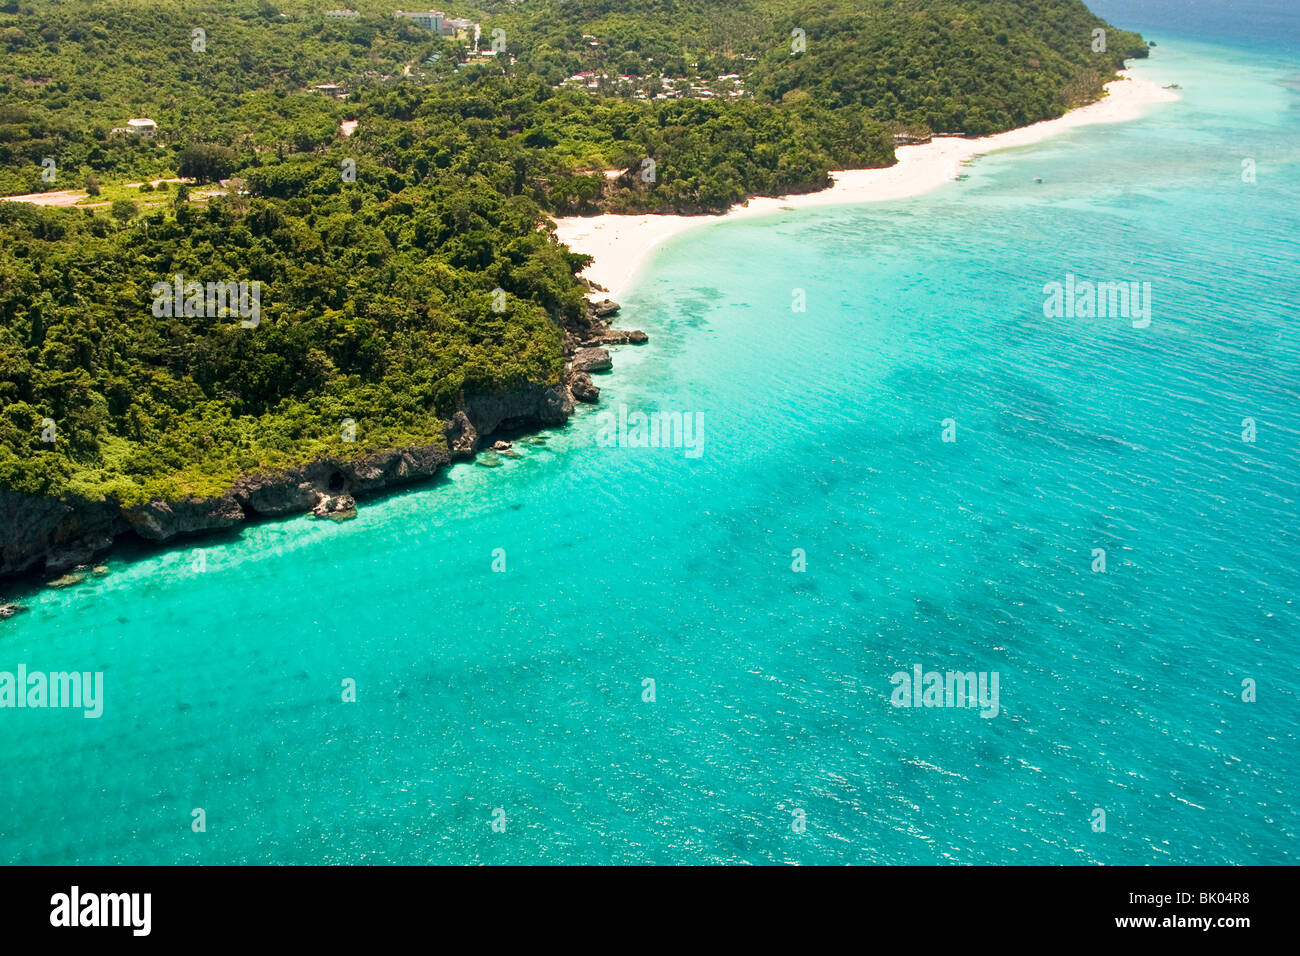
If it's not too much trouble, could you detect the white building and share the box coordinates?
[394,9,444,32]
[395,10,478,37]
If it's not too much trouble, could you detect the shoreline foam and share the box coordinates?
[552,70,1180,300]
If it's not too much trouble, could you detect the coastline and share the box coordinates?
[553,69,1180,300]
[0,295,642,591]
[0,69,1178,597]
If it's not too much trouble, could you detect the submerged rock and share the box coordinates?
[46,572,86,589]
[92,565,110,577]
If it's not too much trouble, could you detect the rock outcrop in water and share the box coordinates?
[590,329,648,346]
[571,347,613,373]
[569,372,600,404]
[591,298,621,319]
[0,295,649,583]
[310,493,358,521]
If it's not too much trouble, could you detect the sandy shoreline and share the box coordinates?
[553,70,1179,300]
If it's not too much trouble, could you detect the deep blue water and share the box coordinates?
[1090,0,1299,53]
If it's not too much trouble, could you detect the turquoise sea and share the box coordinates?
[2,21,1298,864]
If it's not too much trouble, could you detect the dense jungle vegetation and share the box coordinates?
[0,0,1145,505]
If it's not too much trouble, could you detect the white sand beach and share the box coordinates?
[553,70,1180,299]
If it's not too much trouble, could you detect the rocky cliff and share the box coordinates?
[0,300,646,584]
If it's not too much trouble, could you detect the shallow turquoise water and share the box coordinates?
[1,38,1297,865]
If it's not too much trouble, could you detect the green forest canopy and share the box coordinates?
[0,0,1146,505]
